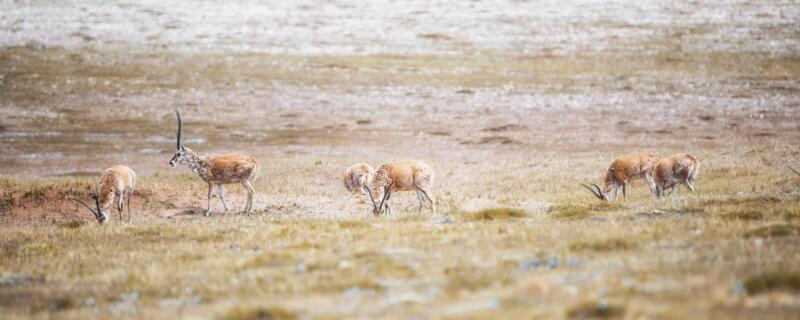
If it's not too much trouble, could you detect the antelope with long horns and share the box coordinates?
[654,153,699,198]
[581,153,659,201]
[71,165,136,224]
[169,109,260,215]
[368,160,435,216]
[343,163,375,195]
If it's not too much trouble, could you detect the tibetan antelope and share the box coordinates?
[169,109,260,215]
[368,160,435,216]
[70,165,136,224]
[343,163,375,195]
[581,153,660,201]
[654,153,699,198]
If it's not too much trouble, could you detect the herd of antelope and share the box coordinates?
[70,110,798,225]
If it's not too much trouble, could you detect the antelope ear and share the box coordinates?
[180,144,185,151]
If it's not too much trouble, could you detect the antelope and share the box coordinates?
[368,160,435,216]
[653,153,699,198]
[343,163,375,195]
[70,165,136,224]
[581,153,660,201]
[169,109,260,215]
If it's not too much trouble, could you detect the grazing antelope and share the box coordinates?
[169,109,260,215]
[581,153,660,201]
[654,153,699,198]
[70,165,136,224]
[343,163,375,195]
[368,160,435,216]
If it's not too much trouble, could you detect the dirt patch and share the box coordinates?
[461,136,521,145]
[482,124,525,132]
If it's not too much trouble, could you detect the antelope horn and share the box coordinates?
[93,183,102,218]
[175,108,182,149]
[377,182,394,214]
[580,183,604,200]
[364,185,379,212]
[70,198,97,215]
[70,197,102,223]
[789,166,800,177]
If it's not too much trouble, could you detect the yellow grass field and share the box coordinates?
[2,1,800,319]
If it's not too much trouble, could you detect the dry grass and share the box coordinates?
[744,272,800,295]
[457,207,528,220]
[217,306,298,320]
[566,300,625,319]
[1,155,799,318]
[2,1,800,318]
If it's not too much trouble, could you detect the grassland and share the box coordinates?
[2,148,800,319]
[2,0,800,319]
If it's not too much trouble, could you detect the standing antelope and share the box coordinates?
[71,165,136,224]
[581,153,660,201]
[368,160,435,216]
[169,109,260,215]
[653,153,699,198]
[343,163,375,195]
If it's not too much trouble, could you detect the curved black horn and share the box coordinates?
[580,183,604,200]
[93,183,102,218]
[364,185,379,212]
[70,198,101,222]
[175,108,182,149]
[592,184,605,200]
[789,166,800,177]
[377,182,394,214]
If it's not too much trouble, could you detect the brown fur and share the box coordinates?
[369,160,435,215]
[591,153,660,201]
[654,153,699,197]
[78,165,136,224]
[170,109,260,215]
[343,163,374,194]
[171,146,260,215]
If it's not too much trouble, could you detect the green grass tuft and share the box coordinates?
[566,300,625,319]
[570,237,635,251]
[721,210,764,220]
[550,207,590,219]
[744,272,800,295]
[59,220,87,229]
[743,224,800,238]
[217,306,298,320]
[460,207,527,220]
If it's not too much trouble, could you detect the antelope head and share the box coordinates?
[169,109,188,167]
[580,183,607,201]
[71,184,107,224]
[369,182,394,216]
